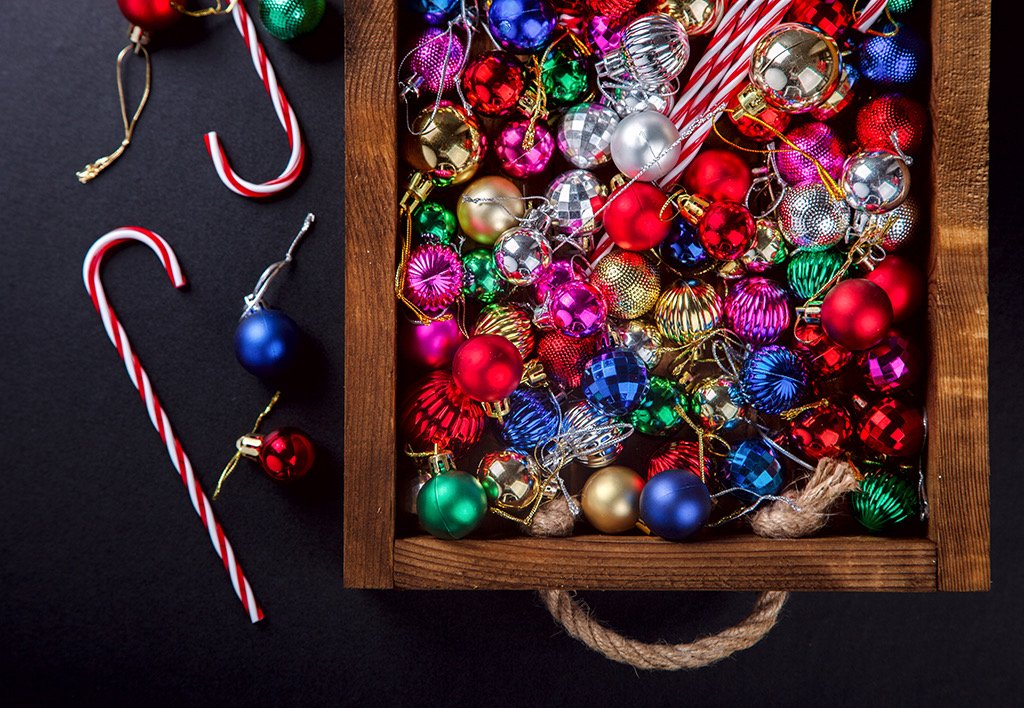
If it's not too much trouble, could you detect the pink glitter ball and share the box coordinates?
[724,277,791,346]
[776,122,846,187]
[549,280,607,338]
[409,28,466,94]
[495,120,555,178]
[587,14,623,57]
[404,244,464,313]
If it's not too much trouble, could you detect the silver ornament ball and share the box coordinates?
[750,23,841,113]
[562,401,627,468]
[557,103,620,169]
[879,196,919,251]
[609,319,664,369]
[494,228,553,286]
[777,182,851,251]
[598,13,690,91]
[545,169,608,239]
[842,151,912,215]
[689,375,748,431]
[610,110,682,182]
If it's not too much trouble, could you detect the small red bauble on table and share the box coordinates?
[864,255,926,323]
[820,279,894,350]
[698,201,756,261]
[452,334,524,419]
[604,182,674,251]
[683,150,752,203]
[242,428,316,481]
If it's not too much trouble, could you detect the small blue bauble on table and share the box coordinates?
[234,308,302,379]
[639,469,712,541]
[582,350,649,417]
[740,345,808,415]
[659,216,709,272]
[487,0,556,54]
[499,387,561,452]
[857,27,927,86]
[405,0,460,26]
[722,439,783,498]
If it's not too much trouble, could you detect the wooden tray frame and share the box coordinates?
[343,0,990,591]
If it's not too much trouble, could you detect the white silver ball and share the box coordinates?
[610,110,682,182]
[842,151,911,214]
[493,227,553,286]
[879,196,919,251]
[562,401,625,468]
[546,169,608,237]
[777,183,850,251]
[557,103,620,169]
[603,85,672,118]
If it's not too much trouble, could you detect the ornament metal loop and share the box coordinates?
[242,213,316,317]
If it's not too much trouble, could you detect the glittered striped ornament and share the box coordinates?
[654,278,722,343]
[473,303,536,358]
[724,277,791,346]
[562,400,626,468]
[851,472,919,533]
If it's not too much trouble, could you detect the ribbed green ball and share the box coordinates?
[462,249,506,303]
[786,249,845,300]
[258,0,325,41]
[413,201,456,246]
[416,471,488,540]
[851,472,919,533]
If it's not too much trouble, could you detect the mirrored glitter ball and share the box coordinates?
[776,122,846,187]
[546,169,608,239]
[557,103,621,169]
[582,350,650,416]
[722,439,783,498]
[777,183,851,251]
[842,150,911,214]
[856,397,924,458]
[864,332,919,393]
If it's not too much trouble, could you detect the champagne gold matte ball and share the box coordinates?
[458,176,525,246]
[581,465,645,534]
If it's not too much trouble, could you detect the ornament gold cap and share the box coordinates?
[731,84,768,123]
[236,434,264,460]
[677,193,709,225]
[483,398,511,422]
[400,172,434,214]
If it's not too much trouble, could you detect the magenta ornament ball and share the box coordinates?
[724,277,792,346]
[399,316,467,369]
[549,280,607,338]
[776,121,846,187]
[495,120,555,178]
[409,27,467,94]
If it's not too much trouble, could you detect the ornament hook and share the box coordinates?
[243,213,315,317]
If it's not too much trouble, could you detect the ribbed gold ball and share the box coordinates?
[654,278,723,343]
[473,303,535,358]
[580,465,644,534]
[590,249,662,319]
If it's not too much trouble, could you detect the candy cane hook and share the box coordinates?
[84,227,264,623]
[204,0,306,198]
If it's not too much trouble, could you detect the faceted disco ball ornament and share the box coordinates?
[858,27,927,87]
[654,278,723,344]
[864,332,919,393]
[403,244,464,314]
[609,319,664,369]
[689,375,747,432]
[630,376,688,436]
[495,120,555,178]
[842,151,911,214]
[558,103,621,169]
[587,13,624,57]
[857,397,925,458]
[589,249,662,319]
[724,277,791,346]
[582,350,650,416]
[777,183,851,251]
[851,472,920,533]
[793,320,853,377]
[741,345,808,415]
[493,227,552,286]
[258,0,325,41]
[722,439,783,498]
[562,400,626,468]
[476,450,540,510]
[776,122,846,187]
[399,371,486,451]
[408,27,467,95]
[461,51,526,117]
[546,170,608,239]
[787,402,852,460]
[749,23,841,113]
[498,388,561,452]
[472,303,535,358]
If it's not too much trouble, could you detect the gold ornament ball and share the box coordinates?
[457,176,525,246]
[403,102,484,185]
[741,218,787,273]
[609,318,664,369]
[477,450,541,511]
[659,0,724,35]
[581,465,645,534]
[654,278,723,344]
[590,249,662,319]
[472,303,536,358]
[750,24,841,113]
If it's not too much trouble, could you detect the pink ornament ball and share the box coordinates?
[399,316,466,369]
[409,27,467,94]
[724,277,792,346]
[549,280,608,338]
[495,120,555,178]
[776,122,846,187]
[403,244,464,314]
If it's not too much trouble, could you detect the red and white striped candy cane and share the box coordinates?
[84,228,264,623]
[204,0,305,198]
[852,0,889,32]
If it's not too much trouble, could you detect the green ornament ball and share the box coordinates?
[462,248,506,303]
[850,472,919,533]
[786,249,845,300]
[416,471,489,540]
[541,47,591,106]
[413,200,456,245]
[630,376,689,435]
[258,0,325,41]
[888,0,914,14]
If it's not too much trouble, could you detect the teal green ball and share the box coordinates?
[258,0,325,41]
[851,472,919,533]
[787,249,845,300]
[416,471,488,539]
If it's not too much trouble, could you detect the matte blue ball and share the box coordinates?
[858,27,927,86]
[639,470,712,541]
[722,439,783,498]
[234,308,301,379]
[487,0,556,54]
[740,345,807,415]
[499,388,561,452]
[582,350,649,416]
[405,0,460,26]
[659,217,709,272]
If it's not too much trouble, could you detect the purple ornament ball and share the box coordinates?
[549,280,607,338]
[495,120,555,178]
[399,316,466,369]
[724,277,792,346]
[776,122,846,187]
[409,27,467,94]
[533,259,584,304]
[404,244,464,313]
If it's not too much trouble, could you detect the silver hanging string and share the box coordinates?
[753,423,817,473]
[745,146,787,218]
[242,213,315,318]
[711,487,804,519]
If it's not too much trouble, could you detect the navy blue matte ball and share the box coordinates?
[234,308,301,379]
[659,217,709,272]
[487,0,556,54]
[639,470,711,541]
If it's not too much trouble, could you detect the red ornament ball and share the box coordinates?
[728,97,790,142]
[786,0,852,38]
[647,440,711,481]
[400,370,486,450]
[857,397,925,458]
[793,320,854,376]
[117,0,180,32]
[258,428,315,481]
[536,330,601,389]
[586,0,640,20]
[698,201,756,261]
[787,403,852,460]
[820,279,894,350]
[452,334,524,403]
[461,51,526,117]
[856,93,928,154]
[864,331,920,393]
[604,182,674,251]
[683,150,753,203]
[865,255,926,323]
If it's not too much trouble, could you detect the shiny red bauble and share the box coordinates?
[857,397,925,458]
[400,370,486,450]
[258,428,316,481]
[647,440,710,480]
[536,330,601,389]
[117,0,180,32]
[461,51,526,117]
[697,201,756,261]
[793,320,854,376]
[683,150,753,203]
[452,334,524,403]
[820,279,894,350]
[728,99,790,143]
[786,0,852,37]
[604,182,674,251]
[864,331,920,393]
[865,255,926,323]
[788,403,852,460]
[586,0,640,20]
[856,94,928,154]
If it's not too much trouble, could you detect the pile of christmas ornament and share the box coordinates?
[394,0,930,542]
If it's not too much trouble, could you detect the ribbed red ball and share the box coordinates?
[683,150,753,203]
[865,255,926,323]
[400,371,486,450]
[857,397,925,458]
[821,279,893,350]
[647,440,711,480]
[856,94,928,154]
[787,403,852,460]
[698,201,756,261]
[452,334,524,402]
[536,331,601,389]
[604,182,674,251]
[117,0,180,32]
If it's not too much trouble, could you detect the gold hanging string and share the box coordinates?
[780,398,831,421]
[521,56,548,151]
[213,391,281,500]
[171,0,238,17]
[76,38,152,184]
[394,205,435,325]
[673,403,729,486]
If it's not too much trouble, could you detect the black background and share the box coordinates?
[2,1,1020,704]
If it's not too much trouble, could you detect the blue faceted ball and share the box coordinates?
[234,308,301,379]
[639,470,711,541]
[582,350,649,417]
[405,0,460,25]
[722,439,783,498]
[741,345,807,415]
[858,27,927,86]
[659,217,709,272]
[499,388,560,452]
[487,0,556,54]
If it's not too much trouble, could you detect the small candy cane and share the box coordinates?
[852,0,889,32]
[84,227,264,623]
[204,0,305,198]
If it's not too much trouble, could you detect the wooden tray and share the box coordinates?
[343,0,990,591]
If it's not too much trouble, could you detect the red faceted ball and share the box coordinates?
[856,93,928,154]
[864,332,920,393]
[857,397,925,458]
[586,0,640,20]
[647,440,711,480]
[787,0,852,37]
[452,334,524,402]
[461,51,526,117]
[604,182,674,251]
[537,330,601,389]
[794,320,854,376]
[698,201,756,261]
[400,370,486,450]
[865,255,926,323]
[259,428,315,481]
[683,150,753,203]
[821,279,894,350]
[728,97,790,143]
[788,403,852,460]
[117,0,180,32]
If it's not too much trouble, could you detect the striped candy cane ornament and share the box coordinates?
[204,0,306,198]
[84,228,264,623]
[852,0,889,32]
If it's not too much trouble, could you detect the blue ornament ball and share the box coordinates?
[741,345,808,415]
[639,469,712,541]
[858,27,927,86]
[487,0,556,54]
[582,350,650,416]
[499,387,561,452]
[405,0,460,25]
[234,308,302,379]
[722,439,783,498]
[659,217,709,272]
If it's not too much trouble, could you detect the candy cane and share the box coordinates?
[204,0,305,198]
[852,0,889,32]
[84,228,264,623]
